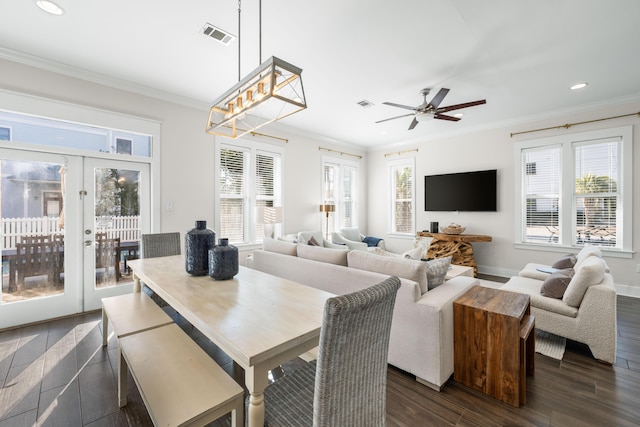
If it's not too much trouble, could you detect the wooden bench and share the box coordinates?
[118,323,245,427]
[101,292,174,347]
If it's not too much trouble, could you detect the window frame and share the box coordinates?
[513,126,632,258]
[215,138,284,246]
[321,155,359,234]
[388,157,415,237]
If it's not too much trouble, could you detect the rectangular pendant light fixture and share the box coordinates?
[206,56,307,139]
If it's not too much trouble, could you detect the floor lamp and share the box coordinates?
[319,204,335,240]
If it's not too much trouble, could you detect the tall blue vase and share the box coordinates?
[208,238,239,280]
[185,220,215,276]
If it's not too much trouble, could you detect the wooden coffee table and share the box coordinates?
[453,285,535,407]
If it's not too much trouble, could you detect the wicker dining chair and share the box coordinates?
[141,232,181,259]
[140,232,181,306]
[262,276,401,427]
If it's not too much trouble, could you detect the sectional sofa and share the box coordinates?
[248,238,479,390]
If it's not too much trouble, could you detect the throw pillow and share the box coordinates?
[425,257,452,291]
[540,268,574,299]
[562,256,606,307]
[308,235,321,246]
[551,253,577,269]
[372,247,399,258]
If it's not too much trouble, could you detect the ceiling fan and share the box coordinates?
[375,88,486,130]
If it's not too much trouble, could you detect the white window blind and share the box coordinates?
[322,157,358,235]
[522,146,561,243]
[573,139,619,247]
[217,141,283,245]
[515,126,631,253]
[219,147,248,243]
[389,159,414,235]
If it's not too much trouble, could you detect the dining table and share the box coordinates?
[126,255,333,427]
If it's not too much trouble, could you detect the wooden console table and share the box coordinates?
[416,231,491,277]
[453,286,535,407]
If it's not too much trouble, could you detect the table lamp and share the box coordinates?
[255,206,282,239]
[319,204,335,240]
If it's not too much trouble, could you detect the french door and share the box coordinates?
[0,149,150,328]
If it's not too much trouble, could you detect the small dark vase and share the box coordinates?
[208,238,239,280]
[185,220,215,276]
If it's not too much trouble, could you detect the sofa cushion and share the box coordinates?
[551,254,577,269]
[540,268,574,299]
[518,262,554,281]
[263,238,297,256]
[562,256,606,307]
[425,257,452,291]
[347,250,428,293]
[297,244,348,266]
[501,276,579,318]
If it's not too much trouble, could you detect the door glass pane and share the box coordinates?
[1,159,65,303]
[93,168,140,288]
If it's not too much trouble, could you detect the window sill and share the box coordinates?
[513,242,633,259]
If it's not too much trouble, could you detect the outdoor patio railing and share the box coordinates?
[1,215,141,249]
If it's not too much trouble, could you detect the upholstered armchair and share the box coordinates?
[332,227,386,250]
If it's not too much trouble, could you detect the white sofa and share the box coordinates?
[248,238,478,390]
[501,246,617,363]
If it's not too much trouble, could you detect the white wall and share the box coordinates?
[0,58,367,248]
[366,100,640,296]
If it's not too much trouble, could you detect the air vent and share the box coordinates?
[202,23,236,46]
[357,99,375,108]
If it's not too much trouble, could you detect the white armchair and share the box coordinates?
[332,227,386,250]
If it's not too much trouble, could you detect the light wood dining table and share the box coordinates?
[126,255,333,427]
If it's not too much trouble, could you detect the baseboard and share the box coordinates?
[615,284,640,298]
[477,265,519,279]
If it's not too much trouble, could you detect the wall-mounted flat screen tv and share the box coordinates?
[424,169,497,212]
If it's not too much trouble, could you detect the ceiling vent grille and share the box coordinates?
[202,23,236,45]
[357,99,375,108]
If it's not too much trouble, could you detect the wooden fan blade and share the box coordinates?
[382,101,417,111]
[427,88,450,109]
[408,117,419,130]
[436,99,486,113]
[434,113,461,122]
[375,113,414,124]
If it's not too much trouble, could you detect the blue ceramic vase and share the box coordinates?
[208,238,239,280]
[185,220,215,276]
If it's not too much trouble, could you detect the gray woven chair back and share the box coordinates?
[141,232,181,258]
[313,276,400,426]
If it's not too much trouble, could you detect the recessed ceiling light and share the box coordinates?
[453,113,464,118]
[570,83,588,90]
[35,0,65,15]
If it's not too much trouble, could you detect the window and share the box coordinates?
[216,140,283,245]
[0,127,10,141]
[515,126,632,254]
[389,158,415,235]
[322,157,358,235]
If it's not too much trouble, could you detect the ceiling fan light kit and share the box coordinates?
[206,0,307,139]
[376,87,486,130]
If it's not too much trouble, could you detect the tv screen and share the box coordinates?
[424,169,497,212]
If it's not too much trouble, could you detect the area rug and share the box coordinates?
[535,330,566,360]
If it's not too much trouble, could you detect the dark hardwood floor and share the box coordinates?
[1,291,639,426]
